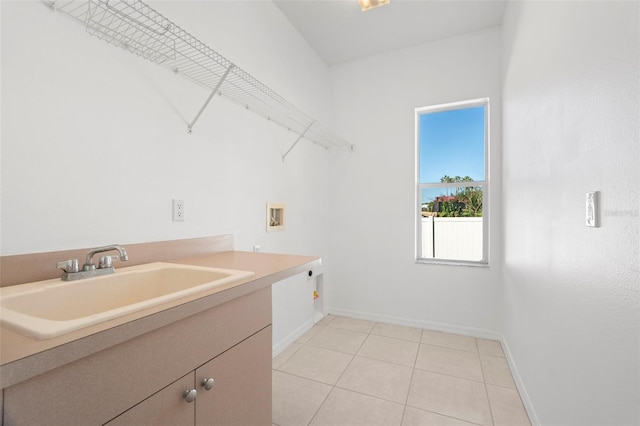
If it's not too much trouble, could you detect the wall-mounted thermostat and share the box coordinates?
[586,192,598,227]
[267,203,285,232]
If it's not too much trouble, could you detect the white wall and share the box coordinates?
[0,1,331,349]
[328,29,504,335]
[502,2,639,425]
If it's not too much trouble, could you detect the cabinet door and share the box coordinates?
[104,372,195,426]
[195,326,272,426]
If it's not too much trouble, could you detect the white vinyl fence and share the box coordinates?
[421,217,483,261]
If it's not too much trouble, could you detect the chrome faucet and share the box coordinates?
[83,245,129,270]
[57,244,129,281]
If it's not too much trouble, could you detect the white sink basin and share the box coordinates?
[0,262,255,339]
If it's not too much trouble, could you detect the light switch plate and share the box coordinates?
[586,192,598,227]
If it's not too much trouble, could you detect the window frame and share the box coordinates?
[414,98,490,267]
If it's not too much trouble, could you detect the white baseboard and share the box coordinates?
[325,306,540,425]
[272,318,314,358]
[326,306,502,340]
[313,310,325,323]
[499,338,541,426]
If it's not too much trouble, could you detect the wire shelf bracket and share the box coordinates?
[48,0,354,156]
[188,64,234,134]
[282,121,315,161]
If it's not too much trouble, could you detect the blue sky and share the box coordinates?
[419,105,485,184]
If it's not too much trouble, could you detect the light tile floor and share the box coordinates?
[272,315,530,426]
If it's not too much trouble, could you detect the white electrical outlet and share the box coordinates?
[173,199,185,221]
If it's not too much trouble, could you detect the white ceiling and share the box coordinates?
[273,0,507,66]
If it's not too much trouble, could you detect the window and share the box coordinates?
[415,99,489,265]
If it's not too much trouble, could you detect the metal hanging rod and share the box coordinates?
[49,0,354,155]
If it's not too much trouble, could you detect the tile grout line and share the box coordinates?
[405,331,486,426]
[329,319,375,387]
[274,368,338,389]
[307,319,392,425]
[306,315,365,426]
[274,319,333,426]
[477,337,496,426]
[330,383,410,412]
[302,318,334,426]
[304,381,332,426]
[304,317,355,426]
[334,320,411,426]
[272,341,305,370]
[330,324,418,408]
[399,328,424,426]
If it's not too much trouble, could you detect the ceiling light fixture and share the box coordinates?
[358,0,390,12]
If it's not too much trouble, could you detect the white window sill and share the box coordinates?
[415,258,490,268]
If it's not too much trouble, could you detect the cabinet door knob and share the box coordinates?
[201,377,215,391]
[183,388,197,403]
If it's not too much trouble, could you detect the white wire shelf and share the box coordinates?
[49,0,353,158]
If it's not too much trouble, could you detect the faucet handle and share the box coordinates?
[98,255,118,269]
[57,259,79,273]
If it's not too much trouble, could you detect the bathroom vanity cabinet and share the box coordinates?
[2,287,272,426]
[105,326,271,426]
